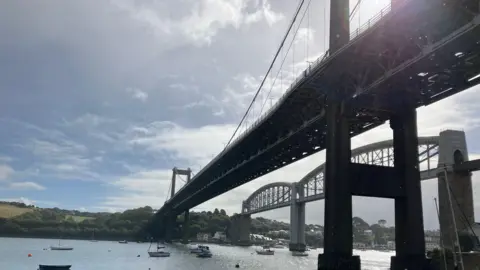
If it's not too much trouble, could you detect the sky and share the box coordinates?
[1,0,480,230]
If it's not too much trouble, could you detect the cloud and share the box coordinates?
[0,164,14,181]
[126,87,148,102]
[0,156,12,163]
[0,197,56,207]
[8,182,46,191]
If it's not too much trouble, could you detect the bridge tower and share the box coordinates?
[289,183,306,252]
[437,130,475,251]
[319,0,427,269]
[165,167,192,244]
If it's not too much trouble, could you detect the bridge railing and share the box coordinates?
[350,2,393,40]
[168,1,403,202]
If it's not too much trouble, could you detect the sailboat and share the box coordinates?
[50,239,73,251]
[89,229,98,242]
[148,242,170,257]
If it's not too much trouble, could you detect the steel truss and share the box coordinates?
[242,136,440,215]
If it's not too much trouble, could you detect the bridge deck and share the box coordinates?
[160,0,480,215]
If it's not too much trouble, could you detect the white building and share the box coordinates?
[353,242,367,249]
[196,233,209,241]
[213,231,227,241]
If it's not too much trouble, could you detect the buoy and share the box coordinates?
[137,255,140,257]
[28,254,32,257]
[235,263,239,268]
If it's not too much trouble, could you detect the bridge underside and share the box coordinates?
[159,0,480,217]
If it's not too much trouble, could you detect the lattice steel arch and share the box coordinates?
[242,182,293,215]
[242,136,440,214]
[298,136,440,203]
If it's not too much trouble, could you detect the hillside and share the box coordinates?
[0,204,33,218]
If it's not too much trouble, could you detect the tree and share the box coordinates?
[214,208,220,215]
[220,209,227,216]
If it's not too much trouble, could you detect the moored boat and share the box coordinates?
[256,246,274,255]
[190,245,209,254]
[50,239,73,251]
[291,251,309,257]
[50,246,73,251]
[148,242,170,257]
[38,265,71,270]
[196,247,212,258]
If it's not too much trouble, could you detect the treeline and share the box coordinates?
[0,202,400,247]
[0,206,153,241]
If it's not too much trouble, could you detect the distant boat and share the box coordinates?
[291,251,308,257]
[272,244,285,249]
[196,246,212,258]
[256,246,274,255]
[190,245,208,254]
[89,230,98,242]
[148,242,170,257]
[50,239,73,251]
[118,240,128,244]
[38,265,71,270]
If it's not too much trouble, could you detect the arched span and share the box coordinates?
[298,136,440,202]
[242,182,293,215]
[242,136,440,214]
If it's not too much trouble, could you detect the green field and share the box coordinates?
[65,215,95,222]
[0,204,34,218]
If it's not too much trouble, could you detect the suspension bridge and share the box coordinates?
[154,0,480,269]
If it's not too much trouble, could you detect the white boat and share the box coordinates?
[272,244,285,249]
[190,245,209,254]
[256,246,274,255]
[118,240,128,244]
[50,239,73,251]
[148,242,170,257]
[291,251,309,257]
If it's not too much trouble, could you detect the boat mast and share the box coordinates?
[442,166,465,270]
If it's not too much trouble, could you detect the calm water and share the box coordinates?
[0,238,394,270]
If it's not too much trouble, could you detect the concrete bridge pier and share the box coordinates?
[389,109,428,270]
[318,0,360,268]
[437,130,475,251]
[228,214,252,246]
[182,210,190,244]
[164,215,175,243]
[290,183,306,252]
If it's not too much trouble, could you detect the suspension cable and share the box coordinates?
[224,0,307,149]
[259,0,363,115]
[165,181,172,203]
[259,0,311,115]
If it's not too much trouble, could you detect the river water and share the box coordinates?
[0,238,394,270]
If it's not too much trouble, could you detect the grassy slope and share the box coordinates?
[0,204,33,218]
